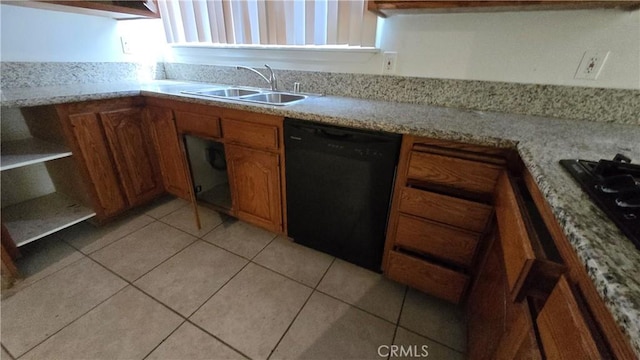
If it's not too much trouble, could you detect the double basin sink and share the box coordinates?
[181,86,308,106]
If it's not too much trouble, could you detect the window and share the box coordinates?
[158,0,377,47]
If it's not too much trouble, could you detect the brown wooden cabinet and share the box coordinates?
[145,106,191,200]
[6,0,159,20]
[383,136,507,304]
[221,109,285,234]
[494,171,565,301]
[56,97,163,220]
[226,144,282,233]
[536,275,607,359]
[64,111,127,218]
[100,107,164,207]
[141,98,286,234]
[467,230,510,360]
[368,1,640,17]
[467,167,622,359]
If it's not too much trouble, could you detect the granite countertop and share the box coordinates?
[2,80,640,355]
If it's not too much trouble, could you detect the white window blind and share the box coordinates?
[158,0,377,47]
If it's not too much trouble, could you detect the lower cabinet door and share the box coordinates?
[536,276,607,359]
[100,107,164,207]
[467,231,508,360]
[494,300,542,360]
[225,144,282,233]
[68,112,127,217]
[146,106,192,200]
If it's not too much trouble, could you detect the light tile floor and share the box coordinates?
[1,196,467,360]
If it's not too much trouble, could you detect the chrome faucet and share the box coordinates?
[236,64,278,91]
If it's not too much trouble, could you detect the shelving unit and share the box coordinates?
[2,192,95,247]
[1,138,72,171]
[1,106,96,249]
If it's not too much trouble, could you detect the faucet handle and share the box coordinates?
[264,64,277,91]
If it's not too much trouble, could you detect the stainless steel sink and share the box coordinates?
[181,86,310,106]
[241,92,307,105]
[183,88,260,98]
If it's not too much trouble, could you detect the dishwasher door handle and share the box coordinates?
[317,128,354,140]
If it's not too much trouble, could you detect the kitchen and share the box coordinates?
[1,1,639,359]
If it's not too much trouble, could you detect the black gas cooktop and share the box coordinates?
[560,154,640,250]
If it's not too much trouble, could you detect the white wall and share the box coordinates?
[170,8,640,90]
[0,4,164,63]
[379,9,640,89]
[1,3,638,89]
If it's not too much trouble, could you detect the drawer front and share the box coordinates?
[495,171,536,293]
[496,171,565,300]
[386,250,469,304]
[395,214,479,267]
[399,187,492,232]
[407,151,502,195]
[175,111,221,138]
[221,118,279,150]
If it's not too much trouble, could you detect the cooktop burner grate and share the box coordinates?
[560,154,639,250]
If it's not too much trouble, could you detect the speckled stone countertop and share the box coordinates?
[2,80,640,356]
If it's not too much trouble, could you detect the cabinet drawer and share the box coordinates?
[175,111,221,138]
[495,171,564,301]
[386,250,468,303]
[407,151,502,195]
[399,187,492,232]
[395,214,479,267]
[221,118,279,150]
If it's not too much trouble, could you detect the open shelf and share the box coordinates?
[1,138,73,172]
[2,192,96,247]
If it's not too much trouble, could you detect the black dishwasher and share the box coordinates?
[284,119,401,271]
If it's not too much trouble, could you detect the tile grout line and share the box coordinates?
[311,286,404,327]
[86,251,254,360]
[182,321,253,360]
[248,234,279,261]
[394,325,467,356]
[3,203,242,359]
[1,343,16,360]
[266,256,337,360]
[7,201,467,358]
[182,259,253,320]
[63,213,158,256]
[396,289,467,354]
[180,259,256,360]
[121,214,318,359]
[155,203,231,241]
[388,286,409,360]
[0,251,87,301]
[14,285,130,359]
[58,218,159,281]
[125,235,200,283]
[248,255,404,328]
[140,319,189,360]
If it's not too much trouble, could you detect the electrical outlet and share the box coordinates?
[574,51,609,80]
[120,36,133,54]
[382,52,397,75]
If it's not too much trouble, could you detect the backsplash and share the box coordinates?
[164,63,640,126]
[1,61,637,125]
[0,62,164,89]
